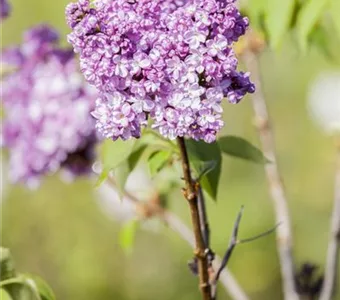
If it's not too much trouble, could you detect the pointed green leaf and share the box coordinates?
[296,0,329,52]
[119,219,139,254]
[96,139,136,187]
[128,145,148,171]
[193,160,218,182]
[114,162,130,197]
[148,150,172,177]
[0,289,12,300]
[100,138,136,171]
[309,25,333,60]
[218,136,267,164]
[94,169,109,188]
[265,0,296,49]
[185,140,222,201]
[0,276,25,299]
[23,275,55,300]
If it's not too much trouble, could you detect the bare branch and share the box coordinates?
[103,175,249,300]
[319,140,340,300]
[162,211,249,300]
[242,49,299,300]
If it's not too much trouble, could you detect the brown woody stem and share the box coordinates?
[177,137,212,300]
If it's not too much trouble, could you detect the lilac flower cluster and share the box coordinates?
[0,0,11,20]
[66,0,254,143]
[2,25,97,188]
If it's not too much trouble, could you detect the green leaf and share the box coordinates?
[96,139,136,187]
[218,136,267,164]
[265,0,296,49]
[94,169,109,188]
[246,0,268,29]
[0,288,13,300]
[23,275,55,300]
[119,219,139,254]
[296,0,329,52]
[143,130,177,150]
[100,138,136,171]
[330,0,340,39]
[128,145,148,171]
[186,140,222,201]
[148,150,172,177]
[0,248,16,280]
[1,277,37,300]
[114,162,131,197]
[193,160,218,181]
[0,250,54,300]
[309,25,333,59]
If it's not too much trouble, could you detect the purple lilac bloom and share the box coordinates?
[1,24,98,188]
[0,0,10,20]
[66,0,255,143]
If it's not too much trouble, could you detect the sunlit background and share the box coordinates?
[1,0,340,299]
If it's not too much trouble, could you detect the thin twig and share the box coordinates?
[242,50,299,300]
[104,175,249,300]
[213,206,279,284]
[177,137,212,300]
[162,211,249,300]
[319,139,340,300]
[197,184,211,252]
[213,206,244,285]
[240,223,281,244]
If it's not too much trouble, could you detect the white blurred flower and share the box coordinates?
[96,180,136,222]
[308,71,340,135]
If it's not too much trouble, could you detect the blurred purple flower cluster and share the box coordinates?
[1,25,97,188]
[0,0,10,20]
[66,0,254,143]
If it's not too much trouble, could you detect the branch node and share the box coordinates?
[200,282,210,289]
[187,191,196,201]
[253,116,269,130]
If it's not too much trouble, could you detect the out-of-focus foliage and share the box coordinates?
[96,139,136,187]
[1,248,55,300]
[1,289,12,300]
[264,0,296,49]
[330,0,340,38]
[295,0,329,51]
[242,0,340,57]
[119,220,139,255]
[148,150,173,178]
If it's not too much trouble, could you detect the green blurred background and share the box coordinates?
[1,0,340,299]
